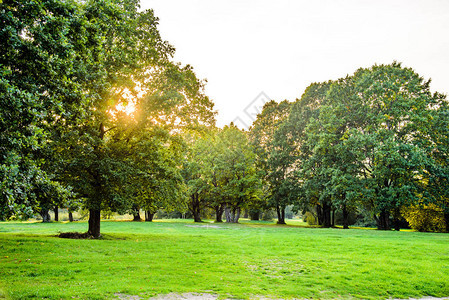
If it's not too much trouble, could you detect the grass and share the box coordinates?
[0,219,448,299]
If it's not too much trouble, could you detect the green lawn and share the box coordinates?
[0,220,448,299]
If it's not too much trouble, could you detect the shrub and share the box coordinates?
[402,204,445,232]
[304,211,317,225]
[261,209,275,221]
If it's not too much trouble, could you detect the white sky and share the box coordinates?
[140,0,449,128]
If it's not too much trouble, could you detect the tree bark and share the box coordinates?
[131,204,141,221]
[68,211,74,222]
[214,204,224,222]
[40,209,51,223]
[393,207,401,231]
[88,209,101,238]
[276,205,286,224]
[225,205,232,223]
[190,194,202,222]
[234,207,241,223]
[342,204,349,229]
[321,202,331,228]
[376,209,390,230]
[133,211,141,221]
[331,209,335,227]
[54,206,59,221]
[316,204,323,225]
[145,211,154,222]
[444,212,449,233]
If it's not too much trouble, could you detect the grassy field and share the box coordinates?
[0,219,448,299]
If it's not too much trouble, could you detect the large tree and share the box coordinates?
[0,0,93,220]
[249,100,294,224]
[64,0,215,237]
[0,0,215,235]
[284,81,334,226]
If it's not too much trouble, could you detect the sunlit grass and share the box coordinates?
[0,220,448,299]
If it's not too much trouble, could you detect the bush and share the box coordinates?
[304,211,317,225]
[402,204,445,232]
[261,209,275,221]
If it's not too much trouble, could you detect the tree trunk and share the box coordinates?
[40,209,51,223]
[342,204,349,229]
[376,209,390,230]
[214,205,224,223]
[444,212,449,233]
[131,204,141,221]
[88,209,101,238]
[145,211,154,222]
[190,194,202,222]
[243,210,249,219]
[225,205,232,223]
[322,202,331,228]
[331,209,335,227]
[316,204,323,225]
[276,205,286,224]
[393,207,401,231]
[133,211,141,221]
[233,207,241,223]
[68,212,74,222]
[54,206,59,221]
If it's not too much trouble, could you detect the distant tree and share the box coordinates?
[217,125,260,223]
[249,100,293,224]
[285,81,334,227]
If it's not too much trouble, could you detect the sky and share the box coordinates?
[140,0,449,129]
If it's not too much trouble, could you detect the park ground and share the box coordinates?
[0,219,448,299]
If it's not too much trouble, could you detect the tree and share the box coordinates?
[285,81,334,226]
[425,99,449,231]
[182,132,215,223]
[347,63,438,230]
[0,0,93,220]
[249,100,293,224]
[217,125,260,223]
[182,125,260,223]
[44,0,215,237]
[296,63,442,230]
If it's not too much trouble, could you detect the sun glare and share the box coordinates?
[116,100,136,115]
[109,87,143,118]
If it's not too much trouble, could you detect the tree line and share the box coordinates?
[1,0,448,236]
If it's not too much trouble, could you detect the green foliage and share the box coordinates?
[249,100,296,224]
[303,211,317,225]
[402,205,446,232]
[183,125,260,222]
[0,0,88,220]
[260,209,275,221]
[284,63,448,230]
